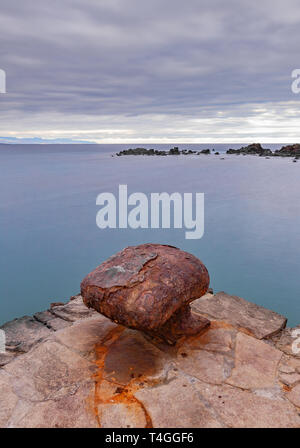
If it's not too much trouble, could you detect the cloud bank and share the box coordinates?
[0,0,299,142]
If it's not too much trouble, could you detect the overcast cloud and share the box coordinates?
[0,0,299,143]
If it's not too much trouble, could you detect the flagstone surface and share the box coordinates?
[1,293,299,428]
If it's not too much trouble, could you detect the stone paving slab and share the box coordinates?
[0,292,299,428]
[287,384,300,408]
[194,381,300,428]
[135,374,225,428]
[225,332,283,389]
[0,316,52,354]
[192,292,287,339]
[49,295,98,322]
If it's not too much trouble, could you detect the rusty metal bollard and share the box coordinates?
[81,244,210,345]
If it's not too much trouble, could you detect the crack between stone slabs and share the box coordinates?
[0,315,58,369]
[3,398,21,428]
[0,334,56,369]
[33,314,60,330]
[222,333,285,392]
[50,337,96,362]
[252,385,287,402]
[178,366,299,425]
[192,310,286,341]
[51,324,125,363]
[277,365,300,390]
[5,380,95,428]
[6,378,94,406]
[222,330,238,385]
[175,350,235,387]
[175,368,229,428]
[274,350,284,381]
[1,342,96,401]
[48,309,77,322]
[262,322,288,341]
[186,345,236,358]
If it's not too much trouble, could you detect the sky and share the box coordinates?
[0,0,300,143]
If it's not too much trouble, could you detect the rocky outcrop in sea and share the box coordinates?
[114,143,300,159]
[227,143,300,159]
[273,144,300,158]
[226,143,272,156]
[116,147,211,156]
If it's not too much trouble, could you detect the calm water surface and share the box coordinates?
[0,143,299,326]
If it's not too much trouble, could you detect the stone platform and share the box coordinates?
[1,293,300,428]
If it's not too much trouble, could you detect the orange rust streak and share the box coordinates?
[96,378,153,428]
[210,319,254,337]
[91,326,153,428]
[92,326,125,427]
[282,384,291,392]
[191,314,256,336]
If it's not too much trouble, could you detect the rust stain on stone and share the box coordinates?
[89,326,153,428]
[282,383,292,393]
[90,326,125,427]
[192,316,255,337]
[83,244,213,426]
[104,331,162,385]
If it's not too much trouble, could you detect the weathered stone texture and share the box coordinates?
[1,316,51,354]
[50,295,98,322]
[192,291,287,339]
[225,332,282,389]
[0,291,299,428]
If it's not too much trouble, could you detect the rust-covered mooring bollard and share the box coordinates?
[81,244,210,345]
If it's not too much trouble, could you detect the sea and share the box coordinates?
[1,143,299,326]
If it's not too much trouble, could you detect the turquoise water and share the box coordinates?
[1,144,300,326]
